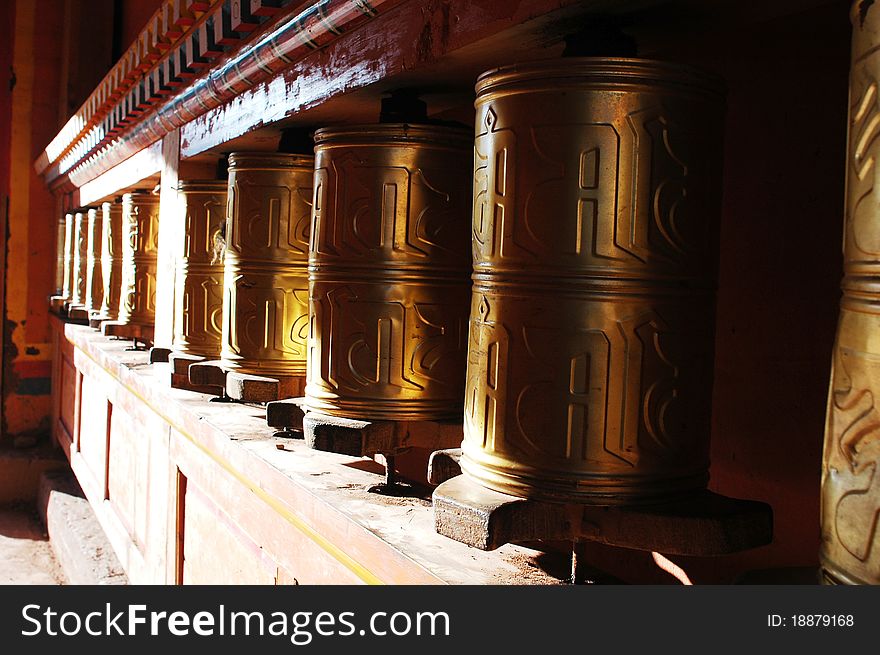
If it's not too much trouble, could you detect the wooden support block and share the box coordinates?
[149,347,172,363]
[101,321,155,344]
[432,474,774,555]
[265,397,306,431]
[432,475,571,551]
[187,359,227,388]
[225,371,306,403]
[170,361,219,394]
[67,305,90,322]
[304,412,463,458]
[427,448,462,485]
[169,352,205,376]
[49,296,67,315]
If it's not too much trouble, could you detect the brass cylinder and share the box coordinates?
[53,212,66,297]
[99,200,124,321]
[459,58,725,505]
[70,210,89,307]
[172,181,227,358]
[84,207,104,314]
[61,212,74,301]
[821,4,880,585]
[304,124,472,420]
[220,153,313,379]
[117,191,160,329]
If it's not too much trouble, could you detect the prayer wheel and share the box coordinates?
[116,191,160,332]
[459,58,725,505]
[98,200,124,321]
[304,124,472,420]
[172,181,227,358]
[69,210,89,309]
[820,3,880,585]
[52,213,66,298]
[220,153,313,381]
[84,207,104,315]
[61,212,74,302]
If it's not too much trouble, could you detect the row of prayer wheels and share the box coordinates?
[50,56,727,510]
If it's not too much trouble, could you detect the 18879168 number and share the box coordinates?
[791,615,854,627]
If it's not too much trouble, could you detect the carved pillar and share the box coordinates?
[220,153,313,382]
[172,181,226,359]
[50,212,73,312]
[84,207,104,316]
[304,125,472,420]
[820,3,880,585]
[69,210,89,309]
[110,191,160,340]
[459,59,725,504]
[53,213,66,295]
[98,199,124,322]
[61,212,74,303]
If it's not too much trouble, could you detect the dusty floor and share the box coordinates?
[0,507,65,585]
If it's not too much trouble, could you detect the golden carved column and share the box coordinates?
[219,153,313,390]
[49,212,72,313]
[84,207,104,318]
[103,191,160,342]
[68,210,90,319]
[459,59,725,504]
[820,3,880,585]
[304,125,472,420]
[172,181,227,359]
[96,200,124,323]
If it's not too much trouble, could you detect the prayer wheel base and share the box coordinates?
[166,354,221,394]
[88,313,113,329]
[48,296,67,315]
[302,411,463,459]
[185,359,305,402]
[266,397,307,433]
[67,305,90,323]
[101,321,154,344]
[432,474,773,555]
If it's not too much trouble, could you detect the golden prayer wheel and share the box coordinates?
[53,212,66,298]
[220,153,313,380]
[61,212,74,302]
[172,181,227,358]
[69,210,89,308]
[98,200,124,321]
[116,191,160,331]
[304,124,472,420]
[84,207,104,315]
[820,3,880,585]
[459,58,725,505]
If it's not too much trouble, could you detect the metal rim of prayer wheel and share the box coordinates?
[99,199,124,321]
[820,2,880,585]
[219,152,314,379]
[303,123,473,421]
[84,207,104,314]
[70,210,89,307]
[458,57,726,505]
[172,180,227,359]
[117,191,160,329]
